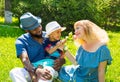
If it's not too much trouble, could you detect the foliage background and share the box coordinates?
[0,0,120,31]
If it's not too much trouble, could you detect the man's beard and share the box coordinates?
[31,32,43,38]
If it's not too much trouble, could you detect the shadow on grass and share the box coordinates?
[0,24,72,38]
[0,25,25,38]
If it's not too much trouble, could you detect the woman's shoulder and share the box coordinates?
[95,41,109,52]
[98,44,109,51]
[78,44,109,54]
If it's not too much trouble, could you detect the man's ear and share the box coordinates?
[25,30,28,33]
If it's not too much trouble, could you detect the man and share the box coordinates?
[9,12,65,82]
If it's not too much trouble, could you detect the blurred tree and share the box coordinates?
[4,0,12,23]
[0,0,4,16]
[0,0,119,30]
[109,0,120,27]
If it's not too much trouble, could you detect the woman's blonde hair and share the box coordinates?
[74,20,109,46]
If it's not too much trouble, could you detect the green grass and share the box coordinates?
[106,31,120,81]
[0,25,24,82]
[0,25,120,82]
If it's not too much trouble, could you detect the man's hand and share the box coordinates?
[20,53,39,82]
[35,67,52,80]
[28,70,38,82]
[53,58,65,71]
[31,74,38,82]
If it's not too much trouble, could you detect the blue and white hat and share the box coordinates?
[20,12,42,30]
[45,21,66,37]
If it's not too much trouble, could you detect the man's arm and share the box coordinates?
[53,58,66,71]
[19,53,52,81]
[19,53,37,81]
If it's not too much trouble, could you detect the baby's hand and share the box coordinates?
[57,39,66,51]
[61,39,66,44]
[56,39,66,47]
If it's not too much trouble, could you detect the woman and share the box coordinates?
[59,20,112,82]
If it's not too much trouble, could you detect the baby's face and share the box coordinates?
[49,29,61,41]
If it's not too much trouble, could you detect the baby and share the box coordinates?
[32,21,66,82]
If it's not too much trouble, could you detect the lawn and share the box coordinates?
[0,25,120,82]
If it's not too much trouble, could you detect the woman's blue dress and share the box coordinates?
[59,45,112,82]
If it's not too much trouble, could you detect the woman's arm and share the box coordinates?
[98,61,107,82]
